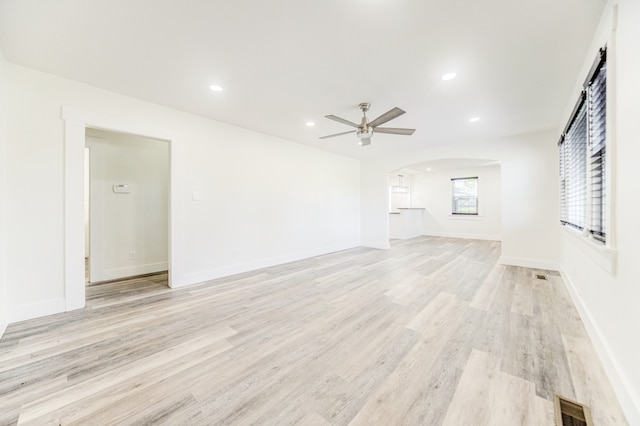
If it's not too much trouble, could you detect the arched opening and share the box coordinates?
[387,158,501,243]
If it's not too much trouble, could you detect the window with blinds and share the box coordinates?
[560,100,587,230]
[588,59,606,242]
[559,47,607,243]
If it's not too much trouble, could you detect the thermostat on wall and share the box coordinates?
[113,184,132,194]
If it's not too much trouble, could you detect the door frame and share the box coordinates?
[62,107,176,311]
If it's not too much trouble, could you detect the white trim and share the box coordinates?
[64,115,86,311]
[0,320,7,341]
[498,255,560,271]
[8,298,66,323]
[62,107,176,307]
[172,243,359,288]
[362,241,391,250]
[560,269,640,426]
[605,4,617,252]
[447,214,484,221]
[561,226,616,274]
[425,232,501,242]
[89,262,169,283]
[390,234,422,240]
[62,108,175,141]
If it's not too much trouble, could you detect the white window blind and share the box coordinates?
[559,47,607,243]
[560,100,587,230]
[588,59,607,242]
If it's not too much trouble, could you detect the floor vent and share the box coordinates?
[555,395,593,426]
[536,274,548,280]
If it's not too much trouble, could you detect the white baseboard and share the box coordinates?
[0,319,7,341]
[90,261,168,283]
[560,270,640,425]
[424,232,501,242]
[361,241,391,249]
[389,233,422,240]
[498,255,560,271]
[7,298,66,324]
[172,243,360,288]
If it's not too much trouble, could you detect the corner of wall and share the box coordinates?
[0,46,9,340]
[498,255,560,271]
[361,241,391,250]
[426,232,502,242]
[7,298,66,324]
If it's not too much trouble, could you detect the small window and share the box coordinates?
[452,177,478,215]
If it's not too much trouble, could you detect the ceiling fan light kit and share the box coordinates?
[391,175,410,194]
[320,102,415,146]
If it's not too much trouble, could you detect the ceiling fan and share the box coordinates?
[320,102,415,146]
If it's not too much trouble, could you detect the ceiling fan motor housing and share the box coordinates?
[358,104,372,139]
[357,127,373,139]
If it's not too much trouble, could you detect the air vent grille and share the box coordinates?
[536,274,548,280]
[555,395,593,426]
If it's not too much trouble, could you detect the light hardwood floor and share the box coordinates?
[0,237,628,425]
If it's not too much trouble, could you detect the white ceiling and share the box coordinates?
[394,158,500,175]
[0,0,606,160]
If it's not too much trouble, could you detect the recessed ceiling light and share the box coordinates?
[426,167,432,172]
[469,117,480,123]
[306,121,315,127]
[441,72,457,81]
[210,84,224,92]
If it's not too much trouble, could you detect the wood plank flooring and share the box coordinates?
[0,237,628,425]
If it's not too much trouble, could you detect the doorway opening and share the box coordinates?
[63,107,175,312]
[84,128,170,294]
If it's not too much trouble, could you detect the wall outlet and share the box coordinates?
[129,251,136,260]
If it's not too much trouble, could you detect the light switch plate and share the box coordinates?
[113,184,132,194]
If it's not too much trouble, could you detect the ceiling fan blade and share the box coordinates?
[325,115,360,128]
[359,137,371,146]
[369,107,405,128]
[319,130,357,139]
[374,127,416,135]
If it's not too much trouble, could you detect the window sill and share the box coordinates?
[448,214,483,221]
[561,225,616,275]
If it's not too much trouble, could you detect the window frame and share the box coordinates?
[586,53,607,243]
[559,46,607,244]
[451,176,478,216]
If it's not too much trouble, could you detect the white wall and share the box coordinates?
[361,160,390,249]
[4,63,361,322]
[412,165,501,241]
[84,148,90,258]
[361,130,560,270]
[86,129,169,282]
[0,48,8,337]
[559,1,640,422]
